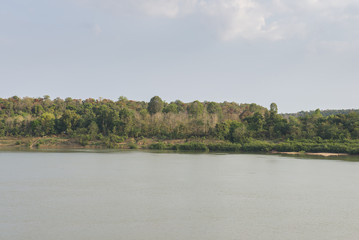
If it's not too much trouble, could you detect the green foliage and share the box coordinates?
[128,142,138,149]
[88,121,99,140]
[284,109,359,118]
[78,134,91,146]
[118,107,134,136]
[270,103,278,114]
[147,96,164,115]
[60,110,80,132]
[215,120,249,143]
[207,143,242,152]
[187,101,204,117]
[272,139,359,154]
[101,134,125,148]
[207,102,221,114]
[215,121,231,140]
[1,96,359,153]
[149,142,168,150]
[242,141,274,152]
[176,142,208,151]
[174,100,186,112]
[163,103,178,114]
[230,121,249,144]
[245,112,264,133]
[95,105,117,135]
[40,112,55,135]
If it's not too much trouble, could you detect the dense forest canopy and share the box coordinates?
[1,96,359,145]
[283,109,359,118]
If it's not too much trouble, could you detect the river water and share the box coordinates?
[1,151,359,240]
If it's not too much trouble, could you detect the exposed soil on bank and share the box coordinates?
[273,151,349,157]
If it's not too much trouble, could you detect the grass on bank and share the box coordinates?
[149,139,359,154]
[1,136,359,154]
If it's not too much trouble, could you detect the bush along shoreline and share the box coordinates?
[1,136,358,155]
[148,139,359,155]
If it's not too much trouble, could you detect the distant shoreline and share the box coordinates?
[0,136,355,157]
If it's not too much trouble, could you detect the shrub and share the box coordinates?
[78,134,91,146]
[149,142,167,150]
[177,142,208,151]
[242,141,273,152]
[207,143,242,152]
[128,143,138,149]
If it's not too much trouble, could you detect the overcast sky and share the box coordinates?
[1,0,359,113]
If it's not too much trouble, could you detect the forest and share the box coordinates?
[1,95,359,154]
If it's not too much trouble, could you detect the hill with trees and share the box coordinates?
[1,96,359,154]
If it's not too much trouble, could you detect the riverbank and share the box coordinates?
[272,151,349,157]
[1,136,358,156]
[0,136,227,151]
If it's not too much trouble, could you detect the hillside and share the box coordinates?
[282,109,359,118]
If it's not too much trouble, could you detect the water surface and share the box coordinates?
[1,151,359,240]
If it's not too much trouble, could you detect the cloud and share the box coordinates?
[93,24,102,35]
[198,0,284,40]
[74,0,359,41]
[140,0,198,18]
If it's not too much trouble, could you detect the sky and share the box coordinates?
[1,0,359,113]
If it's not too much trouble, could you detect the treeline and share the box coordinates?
[0,96,265,139]
[1,96,359,148]
[283,109,359,118]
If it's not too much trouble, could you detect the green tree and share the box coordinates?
[32,104,44,116]
[60,110,81,133]
[31,119,42,136]
[270,103,278,114]
[163,103,178,114]
[147,96,164,115]
[215,121,231,140]
[188,101,204,118]
[207,102,221,114]
[88,121,99,140]
[245,112,264,132]
[40,112,55,135]
[174,100,185,112]
[118,107,134,136]
[95,105,117,135]
[231,122,249,144]
[265,103,288,139]
[313,108,323,118]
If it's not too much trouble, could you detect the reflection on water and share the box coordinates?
[1,151,359,240]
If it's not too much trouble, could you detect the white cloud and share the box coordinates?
[198,0,273,40]
[74,0,359,41]
[140,0,198,18]
[93,24,102,35]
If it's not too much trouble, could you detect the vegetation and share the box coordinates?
[1,95,359,154]
[283,109,359,118]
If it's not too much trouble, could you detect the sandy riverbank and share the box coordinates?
[274,151,349,157]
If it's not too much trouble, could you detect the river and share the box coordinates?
[1,150,359,239]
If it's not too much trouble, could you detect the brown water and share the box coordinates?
[1,151,359,240]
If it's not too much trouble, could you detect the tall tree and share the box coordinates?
[147,96,164,115]
[188,101,204,118]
